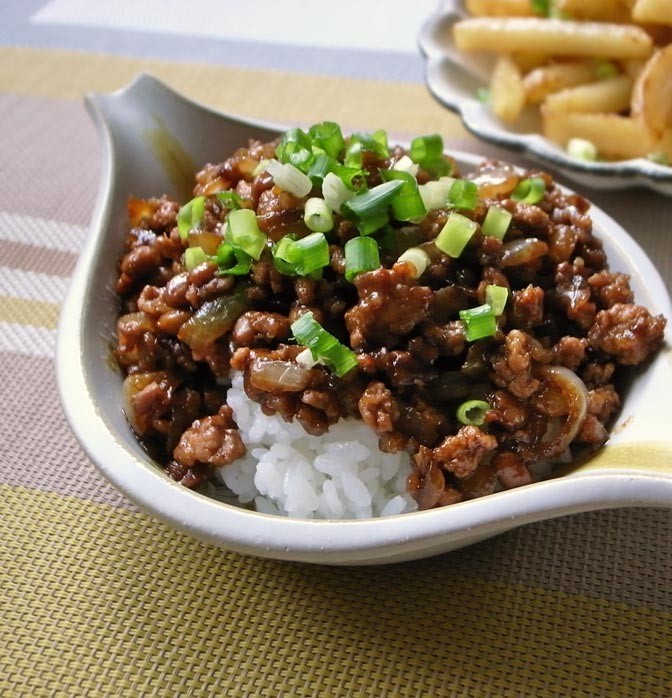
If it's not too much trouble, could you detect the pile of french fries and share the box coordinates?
[453,0,672,163]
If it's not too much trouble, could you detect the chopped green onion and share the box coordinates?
[341,179,405,235]
[481,206,512,240]
[530,0,550,15]
[380,170,426,222]
[456,399,491,426]
[272,233,330,276]
[225,208,266,260]
[594,59,619,81]
[344,236,381,282]
[252,159,270,177]
[350,130,389,159]
[309,122,345,159]
[410,134,443,167]
[448,179,479,210]
[418,178,455,211]
[647,152,670,166]
[266,159,313,198]
[322,172,356,213]
[459,304,497,342]
[276,127,313,170]
[435,212,478,258]
[392,155,419,176]
[177,196,206,241]
[567,138,598,162]
[303,197,334,233]
[290,311,359,377]
[485,284,509,315]
[215,191,245,210]
[184,246,208,272]
[511,177,546,204]
[215,243,252,276]
[305,153,333,185]
[397,247,430,279]
[476,87,491,104]
[344,140,363,169]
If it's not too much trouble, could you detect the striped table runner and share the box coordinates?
[1,2,671,695]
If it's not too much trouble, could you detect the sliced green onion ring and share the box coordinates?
[309,122,345,159]
[456,399,491,426]
[459,303,497,342]
[482,206,512,240]
[322,172,356,214]
[380,170,426,222]
[266,159,313,198]
[226,208,266,260]
[184,246,208,272]
[511,176,546,204]
[215,243,253,276]
[418,178,455,211]
[344,236,381,282]
[435,212,478,258]
[485,284,509,315]
[397,247,430,279]
[448,179,479,210]
[410,134,443,167]
[177,196,206,241]
[303,197,334,233]
[341,179,405,235]
[566,138,598,162]
[272,233,330,276]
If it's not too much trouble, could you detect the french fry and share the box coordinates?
[453,18,653,59]
[542,109,653,159]
[632,0,672,26]
[523,62,597,103]
[652,129,672,161]
[620,58,646,79]
[513,52,550,72]
[490,56,526,123]
[465,0,533,17]
[631,45,672,138]
[543,75,634,114]
[556,0,633,23]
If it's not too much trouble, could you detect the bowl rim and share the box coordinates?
[417,1,672,190]
[56,74,672,564]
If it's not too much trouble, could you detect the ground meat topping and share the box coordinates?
[358,381,400,434]
[432,426,498,480]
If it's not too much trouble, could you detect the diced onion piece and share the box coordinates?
[392,155,419,176]
[456,399,491,426]
[566,137,598,162]
[418,179,455,211]
[303,197,334,233]
[249,359,313,392]
[397,247,430,279]
[448,179,480,210]
[485,284,509,315]
[226,208,266,260]
[322,172,355,214]
[435,212,478,258]
[511,176,546,204]
[296,347,320,369]
[184,246,208,272]
[266,158,313,198]
[344,236,381,282]
[459,304,497,342]
[482,206,512,240]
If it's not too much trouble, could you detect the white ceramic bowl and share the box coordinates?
[56,74,672,565]
[418,0,672,196]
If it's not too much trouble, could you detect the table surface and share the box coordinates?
[1,2,671,696]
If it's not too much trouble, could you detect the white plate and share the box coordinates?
[56,74,672,565]
[418,1,672,196]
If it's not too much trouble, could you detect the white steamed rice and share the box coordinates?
[216,372,418,519]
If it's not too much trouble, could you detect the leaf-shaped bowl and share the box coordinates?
[418,1,672,196]
[56,74,672,565]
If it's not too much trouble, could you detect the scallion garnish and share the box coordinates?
[350,130,389,159]
[309,122,345,159]
[566,138,598,162]
[276,127,313,171]
[456,399,491,426]
[448,179,479,210]
[341,179,405,235]
[397,247,430,279]
[485,284,509,315]
[215,191,245,210]
[418,178,455,211]
[225,209,267,260]
[272,232,330,276]
[184,246,208,272]
[215,242,253,276]
[647,152,670,166]
[594,59,619,81]
[392,155,419,177]
[322,172,356,214]
[303,197,334,233]
[344,236,381,282]
[435,212,478,258]
[291,311,359,377]
[266,159,313,198]
[476,87,491,104]
[459,304,497,342]
[177,196,206,241]
[530,0,550,16]
[410,134,443,167]
[511,177,546,204]
[305,153,333,185]
[380,170,426,222]
[481,206,512,240]
[344,140,363,169]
